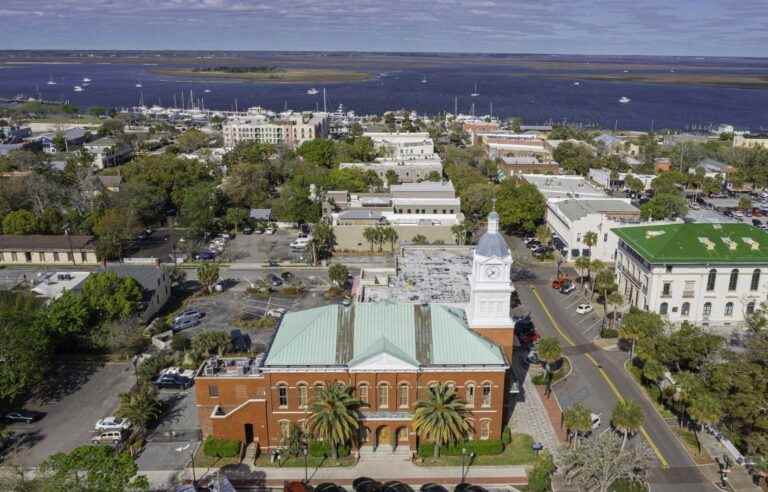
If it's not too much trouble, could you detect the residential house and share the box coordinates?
[0,235,98,265]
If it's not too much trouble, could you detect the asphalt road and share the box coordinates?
[509,239,717,491]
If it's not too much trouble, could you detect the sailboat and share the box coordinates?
[135,81,143,88]
[421,75,428,84]
[46,74,56,86]
[470,83,480,97]
[573,81,581,86]
[204,89,211,93]
[82,77,92,83]
[73,86,84,92]
[619,96,631,104]
[307,88,319,95]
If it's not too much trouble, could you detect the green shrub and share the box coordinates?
[203,436,241,458]
[501,426,512,445]
[171,333,191,352]
[601,327,619,338]
[609,479,647,492]
[527,451,556,492]
[418,439,504,458]
[531,373,548,385]
[308,441,350,458]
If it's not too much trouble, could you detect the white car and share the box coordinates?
[95,416,131,432]
[591,413,601,429]
[265,228,275,235]
[268,307,287,318]
[576,303,594,314]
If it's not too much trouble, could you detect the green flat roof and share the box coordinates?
[613,223,768,264]
[264,303,506,368]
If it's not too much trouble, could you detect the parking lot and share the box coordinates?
[137,389,200,473]
[557,288,605,340]
[224,228,302,264]
[3,361,136,466]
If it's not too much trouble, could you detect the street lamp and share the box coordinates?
[460,447,474,483]
[302,441,309,484]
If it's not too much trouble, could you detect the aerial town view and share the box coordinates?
[2,2,768,492]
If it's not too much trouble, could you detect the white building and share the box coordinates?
[84,136,133,169]
[30,271,91,301]
[223,107,328,149]
[588,168,654,192]
[546,199,645,262]
[340,157,442,184]
[364,132,437,161]
[521,174,607,200]
[614,223,768,330]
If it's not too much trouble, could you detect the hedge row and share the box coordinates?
[417,439,504,458]
[309,441,351,458]
[203,436,241,458]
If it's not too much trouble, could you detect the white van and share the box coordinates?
[91,430,124,444]
[290,237,312,250]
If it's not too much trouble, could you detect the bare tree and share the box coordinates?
[559,431,653,492]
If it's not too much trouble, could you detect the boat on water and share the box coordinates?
[135,81,143,88]
[573,81,581,86]
[73,86,84,92]
[82,77,92,83]
[46,75,56,86]
[470,83,480,97]
[307,88,319,95]
[204,89,211,93]
[619,96,631,104]
[421,75,428,84]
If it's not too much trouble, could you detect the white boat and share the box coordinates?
[623,70,630,73]
[619,96,631,104]
[573,81,581,86]
[82,77,92,83]
[135,81,143,88]
[470,83,480,97]
[204,89,211,93]
[73,86,84,92]
[307,88,319,95]
[46,75,56,86]
[421,76,428,84]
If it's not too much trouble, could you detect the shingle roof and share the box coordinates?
[613,223,768,264]
[338,209,384,221]
[556,199,639,222]
[264,303,506,368]
[0,234,95,251]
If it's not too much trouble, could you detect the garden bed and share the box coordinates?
[673,427,713,465]
[417,433,536,466]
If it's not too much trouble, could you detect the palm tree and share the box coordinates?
[574,256,591,286]
[594,269,617,316]
[535,224,552,246]
[362,227,378,252]
[537,336,562,396]
[116,384,163,434]
[308,383,364,459]
[412,383,472,458]
[588,259,606,300]
[451,223,470,245]
[382,226,399,251]
[687,391,723,453]
[563,403,593,448]
[607,291,624,330]
[583,230,598,256]
[641,358,665,392]
[611,400,644,450]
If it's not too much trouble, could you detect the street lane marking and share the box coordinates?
[530,286,670,468]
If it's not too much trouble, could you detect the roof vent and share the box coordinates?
[742,237,760,250]
[722,237,738,250]
[645,230,665,239]
[698,237,716,250]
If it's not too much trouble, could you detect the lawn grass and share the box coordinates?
[532,358,571,386]
[625,363,675,419]
[253,454,356,468]
[418,433,536,466]
[673,427,713,465]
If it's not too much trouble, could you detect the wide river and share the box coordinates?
[2,61,768,131]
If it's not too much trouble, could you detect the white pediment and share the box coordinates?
[349,352,419,372]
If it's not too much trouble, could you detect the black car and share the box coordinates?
[3,410,41,424]
[268,274,283,287]
[153,375,193,390]
[753,219,763,227]
[280,271,294,281]
[242,226,254,235]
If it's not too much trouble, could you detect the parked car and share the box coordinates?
[254,228,265,235]
[576,303,594,314]
[753,219,763,227]
[95,416,132,432]
[515,317,539,346]
[267,273,283,287]
[242,226,254,235]
[526,240,541,250]
[172,317,201,333]
[153,374,193,390]
[560,282,576,294]
[196,251,216,261]
[2,410,41,424]
[280,271,294,281]
[268,307,287,318]
[91,430,124,445]
[268,258,279,267]
[265,228,275,235]
[174,309,204,324]
[525,350,541,365]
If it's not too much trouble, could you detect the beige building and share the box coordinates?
[364,132,436,160]
[0,235,98,265]
[733,133,768,149]
[223,107,328,149]
[339,157,442,184]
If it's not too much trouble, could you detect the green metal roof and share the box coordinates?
[264,303,507,368]
[613,223,768,264]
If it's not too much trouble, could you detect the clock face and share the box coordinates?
[484,266,501,279]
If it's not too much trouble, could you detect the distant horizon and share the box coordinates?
[3,49,768,62]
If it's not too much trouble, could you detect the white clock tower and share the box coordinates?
[468,210,515,329]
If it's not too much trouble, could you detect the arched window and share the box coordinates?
[725,302,734,317]
[703,302,712,316]
[358,384,369,404]
[279,420,290,440]
[277,384,288,408]
[659,302,668,315]
[298,384,308,409]
[752,269,761,291]
[729,269,739,291]
[465,383,476,408]
[378,384,389,409]
[481,382,492,408]
[747,302,756,315]
[314,383,325,400]
[398,384,409,408]
[681,302,690,317]
[480,420,491,440]
[707,269,717,291]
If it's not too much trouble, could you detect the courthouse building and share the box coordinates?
[195,211,517,452]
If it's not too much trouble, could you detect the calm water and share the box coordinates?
[2,61,768,131]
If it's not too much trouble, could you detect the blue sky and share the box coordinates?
[2,0,767,56]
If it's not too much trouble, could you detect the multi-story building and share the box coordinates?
[339,157,443,185]
[733,133,768,150]
[39,127,87,153]
[329,181,463,251]
[546,199,645,262]
[520,174,607,200]
[476,133,551,160]
[588,168,654,192]
[223,108,328,149]
[613,223,768,330]
[195,211,516,451]
[84,136,133,169]
[364,132,436,161]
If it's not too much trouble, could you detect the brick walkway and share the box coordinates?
[535,384,568,444]
[508,375,563,456]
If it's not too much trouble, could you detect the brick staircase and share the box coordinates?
[358,445,412,463]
